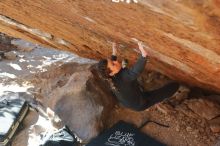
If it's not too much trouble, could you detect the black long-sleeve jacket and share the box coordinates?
[111,56,147,110]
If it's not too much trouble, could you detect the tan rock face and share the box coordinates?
[0,0,220,92]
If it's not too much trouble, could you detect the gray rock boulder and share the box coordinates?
[34,63,116,141]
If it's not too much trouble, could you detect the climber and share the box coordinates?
[98,40,179,111]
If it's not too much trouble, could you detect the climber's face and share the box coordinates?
[107,59,122,76]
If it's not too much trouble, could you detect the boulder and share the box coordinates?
[32,63,116,141]
[48,71,106,141]
[0,0,220,93]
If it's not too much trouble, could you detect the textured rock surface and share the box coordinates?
[0,0,220,93]
[186,98,220,120]
[12,110,39,146]
[30,63,117,141]
[209,117,220,133]
[0,33,15,52]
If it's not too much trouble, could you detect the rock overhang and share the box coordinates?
[0,0,219,93]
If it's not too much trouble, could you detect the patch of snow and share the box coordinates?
[0,72,16,78]
[19,55,25,58]
[27,65,34,69]
[28,115,58,146]
[52,54,69,60]
[19,58,26,62]
[36,65,48,72]
[30,71,36,74]
[0,82,33,96]
[27,107,62,146]
[42,56,51,60]
[9,63,22,70]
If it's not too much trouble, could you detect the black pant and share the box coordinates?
[137,82,179,111]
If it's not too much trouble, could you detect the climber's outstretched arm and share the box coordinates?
[111,42,117,61]
[137,41,148,58]
[123,41,148,81]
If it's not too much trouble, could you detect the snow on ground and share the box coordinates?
[9,63,22,70]
[0,38,96,95]
[9,39,95,75]
[28,112,59,146]
[0,81,33,96]
[0,72,17,79]
[0,38,96,146]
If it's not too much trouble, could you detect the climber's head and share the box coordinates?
[98,59,121,77]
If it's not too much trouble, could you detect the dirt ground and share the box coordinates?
[106,80,220,146]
